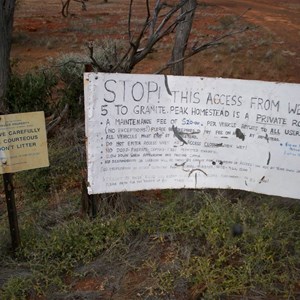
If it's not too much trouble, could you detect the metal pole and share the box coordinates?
[3,173,20,251]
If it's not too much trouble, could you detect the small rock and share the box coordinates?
[231,223,243,237]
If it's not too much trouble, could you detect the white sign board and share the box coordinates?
[84,73,300,199]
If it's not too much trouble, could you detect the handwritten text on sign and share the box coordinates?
[0,111,49,174]
[84,73,300,199]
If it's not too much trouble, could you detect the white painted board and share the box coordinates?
[84,73,300,199]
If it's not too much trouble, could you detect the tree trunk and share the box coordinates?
[170,0,196,76]
[171,0,196,201]
[0,0,16,113]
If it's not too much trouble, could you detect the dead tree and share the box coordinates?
[87,0,194,73]
[88,0,250,75]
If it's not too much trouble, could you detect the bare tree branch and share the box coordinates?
[46,104,69,135]
[124,0,194,71]
[87,41,105,72]
[110,47,132,73]
[150,0,163,36]
[157,5,253,74]
[153,1,186,36]
[61,0,88,17]
[127,0,134,43]
[126,0,151,68]
[88,1,252,75]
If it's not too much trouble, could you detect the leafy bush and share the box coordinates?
[219,15,236,29]
[55,53,88,119]
[55,40,127,118]
[0,215,125,299]
[17,167,51,199]
[0,276,33,300]
[16,122,85,200]
[6,71,57,115]
[6,40,128,121]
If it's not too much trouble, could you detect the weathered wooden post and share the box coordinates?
[3,173,20,251]
[81,176,97,218]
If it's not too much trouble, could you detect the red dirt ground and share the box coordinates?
[11,0,300,82]
[212,0,300,81]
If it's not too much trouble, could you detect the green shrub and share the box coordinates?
[0,276,33,300]
[55,40,127,119]
[6,71,57,115]
[0,216,124,298]
[56,53,89,119]
[127,193,300,298]
[219,15,236,29]
[17,168,51,199]
[1,192,299,298]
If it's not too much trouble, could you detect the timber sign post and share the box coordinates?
[84,73,300,199]
[1,111,49,250]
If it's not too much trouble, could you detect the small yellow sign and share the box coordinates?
[0,111,49,174]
